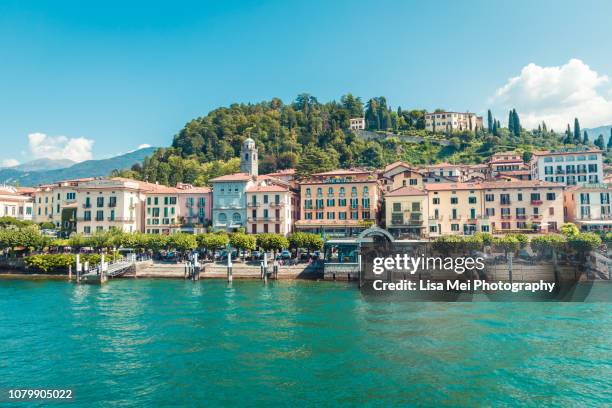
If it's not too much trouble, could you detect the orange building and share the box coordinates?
[295,169,381,237]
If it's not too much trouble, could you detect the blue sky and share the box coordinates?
[1,0,612,166]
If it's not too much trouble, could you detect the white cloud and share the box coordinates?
[1,159,19,168]
[28,132,94,162]
[137,143,151,149]
[490,59,612,130]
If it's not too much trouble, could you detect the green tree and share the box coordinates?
[560,223,579,237]
[168,233,197,252]
[256,233,289,256]
[595,134,605,150]
[573,118,581,144]
[197,233,229,254]
[229,232,256,260]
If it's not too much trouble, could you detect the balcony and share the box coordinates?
[247,203,260,207]
[108,202,117,208]
[531,200,542,205]
[269,202,284,207]
[500,200,511,206]
[501,215,512,220]
[516,214,527,219]
[108,217,135,222]
[82,203,91,209]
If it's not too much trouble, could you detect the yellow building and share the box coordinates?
[564,183,612,231]
[384,187,428,238]
[425,183,484,236]
[32,185,54,224]
[380,162,424,192]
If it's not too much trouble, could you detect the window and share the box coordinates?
[411,202,420,211]
[232,213,241,223]
[485,194,494,202]
[328,187,334,196]
[468,196,476,204]
[218,213,227,222]
[450,197,458,204]
[305,188,311,196]
[393,203,401,212]
[546,193,556,200]
[96,210,104,221]
[327,212,335,220]
[432,197,440,205]
[451,224,459,231]
[264,195,269,204]
[84,210,91,221]
[327,199,335,207]
[409,179,417,186]
[96,197,104,207]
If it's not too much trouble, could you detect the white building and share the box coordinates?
[246,179,294,235]
[0,186,33,221]
[349,117,365,130]
[424,111,483,132]
[530,148,603,186]
[75,179,144,235]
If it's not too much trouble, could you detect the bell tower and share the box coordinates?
[240,137,258,177]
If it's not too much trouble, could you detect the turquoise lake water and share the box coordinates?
[0,279,610,407]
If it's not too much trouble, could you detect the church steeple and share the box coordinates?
[240,137,258,177]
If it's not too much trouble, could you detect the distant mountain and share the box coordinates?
[10,158,76,172]
[0,147,157,186]
[585,125,612,140]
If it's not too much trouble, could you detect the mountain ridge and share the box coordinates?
[0,147,158,186]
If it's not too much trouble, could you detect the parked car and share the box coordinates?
[280,250,291,260]
[251,250,261,260]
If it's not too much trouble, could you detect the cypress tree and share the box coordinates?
[492,119,498,136]
[574,118,581,143]
[583,130,589,145]
[564,124,572,144]
[607,129,612,150]
[596,134,605,150]
[487,110,493,133]
[512,109,521,136]
[508,110,514,134]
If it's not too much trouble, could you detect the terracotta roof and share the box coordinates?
[16,187,36,194]
[385,187,427,197]
[265,169,295,177]
[209,172,253,182]
[383,161,410,172]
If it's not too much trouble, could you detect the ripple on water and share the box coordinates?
[0,279,610,407]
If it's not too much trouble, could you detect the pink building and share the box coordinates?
[176,183,212,233]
